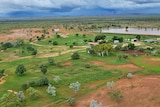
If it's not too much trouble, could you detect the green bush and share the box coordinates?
[67,97,75,105]
[109,90,123,101]
[71,52,80,60]
[0,69,5,78]
[84,63,91,68]
[26,87,40,100]
[15,64,26,76]
[69,45,73,48]
[28,81,36,87]
[53,41,58,45]
[48,57,56,65]
[36,77,49,87]
[21,83,28,90]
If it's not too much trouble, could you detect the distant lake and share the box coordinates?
[101,28,160,36]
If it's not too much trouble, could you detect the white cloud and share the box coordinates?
[0,0,160,17]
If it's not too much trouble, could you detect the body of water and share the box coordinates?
[101,28,160,36]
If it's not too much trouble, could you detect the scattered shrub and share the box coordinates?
[69,81,80,93]
[107,81,114,89]
[21,83,28,90]
[84,63,91,68]
[0,69,5,78]
[56,34,61,38]
[53,41,58,45]
[54,76,61,83]
[90,99,102,107]
[46,84,56,96]
[71,52,80,60]
[26,87,40,100]
[36,77,49,87]
[109,90,123,101]
[127,73,133,78]
[15,64,26,76]
[41,66,47,75]
[69,45,73,48]
[67,97,75,105]
[17,91,25,101]
[128,43,135,50]
[28,81,36,87]
[48,57,56,65]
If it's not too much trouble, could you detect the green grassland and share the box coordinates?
[0,16,160,107]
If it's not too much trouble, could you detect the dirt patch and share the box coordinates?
[76,75,160,107]
[59,61,72,68]
[92,60,143,72]
[0,29,28,42]
[143,57,160,66]
[0,79,6,84]
[122,49,148,56]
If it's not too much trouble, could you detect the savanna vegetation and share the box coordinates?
[0,16,160,107]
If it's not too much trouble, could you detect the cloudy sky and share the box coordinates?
[0,0,160,17]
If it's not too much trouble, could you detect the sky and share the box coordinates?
[0,0,160,17]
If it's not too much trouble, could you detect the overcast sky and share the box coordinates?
[0,0,160,17]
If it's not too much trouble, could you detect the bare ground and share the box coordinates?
[76,75,160,107]
[91,60,143,72]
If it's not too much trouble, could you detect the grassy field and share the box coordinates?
[0,16,160,107]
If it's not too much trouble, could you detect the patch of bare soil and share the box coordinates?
[122,49,148,56]
[59,61,72,68]
[0,79,6,84]
[92,60,143,72]
[76,75,160,107]
[132,42,144,46]
[143,57,160,66]
[0,29,28,42]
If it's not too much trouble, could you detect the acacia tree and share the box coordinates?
[93,44,114,56]
[15,64,26,76]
